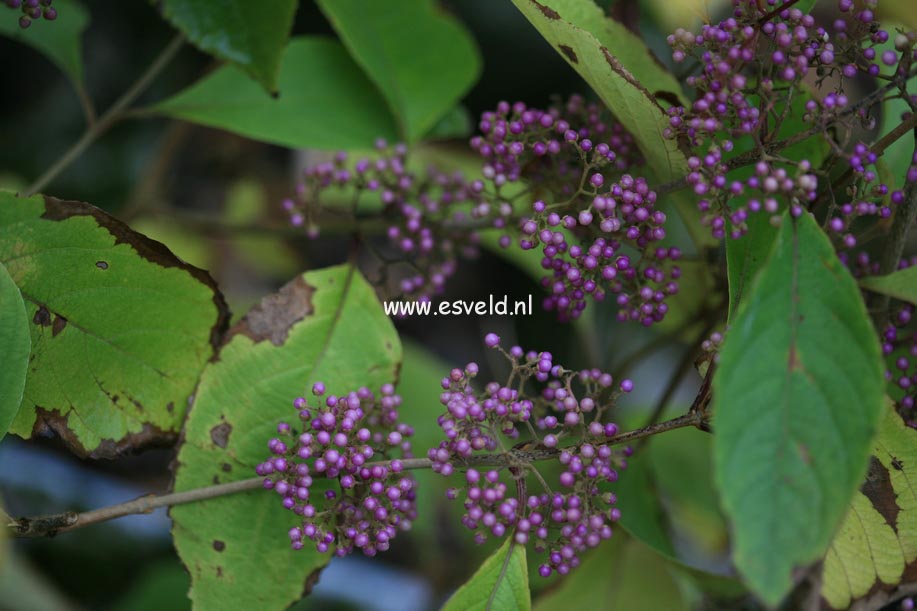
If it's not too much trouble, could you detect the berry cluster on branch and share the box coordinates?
[429,332,632,577]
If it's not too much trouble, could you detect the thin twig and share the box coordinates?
[638,317,716,439]
[22,35,184,197]
[8,412,707,538]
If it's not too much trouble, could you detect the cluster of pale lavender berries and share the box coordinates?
[4,0,56,28]
[256,382,417,557]
[283,141,502,302]
[471,97,681,323]
[429,332,633,577]
[665,0,914,241]
[470,95,641,197]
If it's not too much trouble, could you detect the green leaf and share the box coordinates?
[317,0,480,143]
[0,261,29,442]
[171,265,401,611]
[861,266,917,306]
[0,0,88,87]
[822,405,917,609]
[725,212,778,323]
[616,447,677,557]
[154,37,400,151]
[0,192,228,458]
[655,259,720,335]
[426,105,474,141]
[160,0,296,93]
[510,0,688,181]
[110,560,191,611]
[534,537,688,611]
[713,211,885,605]
[443,538,530,611]
[795,0,819,14]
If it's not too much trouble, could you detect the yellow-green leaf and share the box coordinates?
[822,406,917,608]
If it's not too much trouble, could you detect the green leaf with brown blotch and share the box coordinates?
[170,265,402,611]
[822,405,917,609]
[0,191,228,458]
[509,0,687,182]
[713,211,885,605]
[508,0,718,252]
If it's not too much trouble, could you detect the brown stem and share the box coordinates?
[757,0,801,24]
[7,412,707,538]
[638,317,716,438]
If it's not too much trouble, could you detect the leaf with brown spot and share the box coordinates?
[823,405,917,608]
[171,265,401,610]
[0,191,229,458]
[558,44,577,63]
[511,0,687,181]
[209,423,232,449]
[509,0,716,250]
[231,275,313,346]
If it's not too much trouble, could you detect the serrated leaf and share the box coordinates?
[822,406,917,609]
[154,37,399,151]
[0,192,228,458]
[317,0,480,143]
[713,211,885,605]
[0,0,88,87]
[510,0,687,181]
[0,261,29,442]
[443,538,530,611]
[534,537,689,611]
[171,265,401,611]
[861,266,917,306]
[160,0,296,93]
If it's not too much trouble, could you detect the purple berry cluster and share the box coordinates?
[5,0,56,28]
[256,382,417,557]
[882,300,917,427]
[430,332,632,577]
[283,141,504,303]
[665,0,914,240]
[471,97,680,323]
[470,96,641,198]
[519,178,681,324]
